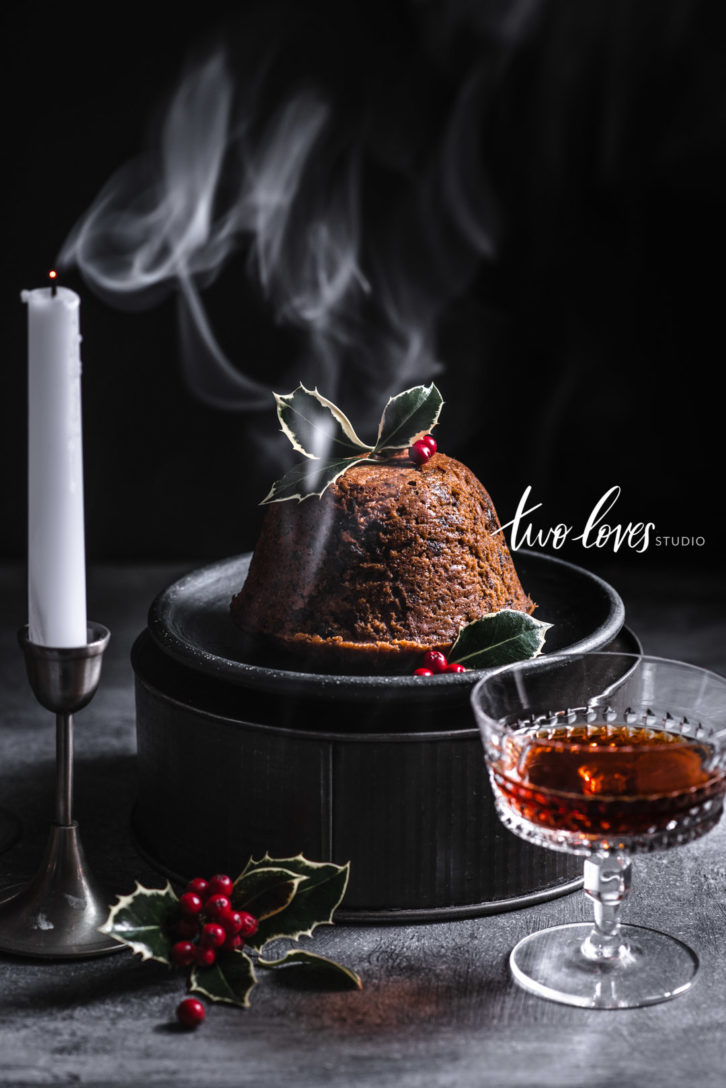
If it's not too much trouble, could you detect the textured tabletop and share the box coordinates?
[0,560,725,1088]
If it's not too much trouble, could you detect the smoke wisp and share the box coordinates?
[59,1,539,431]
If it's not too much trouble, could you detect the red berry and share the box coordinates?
[446,663,467,673]
[409,440,432,466]
[421,435,437,454]
[185,877,209,898]
[413,668,434,676]
[174,918,199,940]
[179,892,203,917]
[222,934,243,953]
[422,650,448,673]
[205,895,231,921]
[194,946,216,966]
[200,923,226,949]
[237,912,259,938]
[206,874,233,899]
[176,997,205,1029]
[223,911,243,935]
[170,941,196,967]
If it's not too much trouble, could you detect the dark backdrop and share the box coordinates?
[2,0,724,570]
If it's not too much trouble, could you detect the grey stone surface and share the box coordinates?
[0,561,725,1088]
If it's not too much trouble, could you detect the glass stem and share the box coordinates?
[580,853,632,961]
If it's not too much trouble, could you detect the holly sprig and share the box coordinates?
[262,383,443,504]
[100,854,361,1020]
[414,609,552,676]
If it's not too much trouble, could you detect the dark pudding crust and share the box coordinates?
[231,452,534,671]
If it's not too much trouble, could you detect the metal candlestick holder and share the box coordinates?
[0,623,121,958]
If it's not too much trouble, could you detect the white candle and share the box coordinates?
[22,282,87,647]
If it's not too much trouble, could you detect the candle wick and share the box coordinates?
[49,270,58,297]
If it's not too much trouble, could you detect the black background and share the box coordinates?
[2,0,724,570]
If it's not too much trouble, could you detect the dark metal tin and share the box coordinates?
[131,623,641,922]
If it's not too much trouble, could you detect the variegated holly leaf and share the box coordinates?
[275,385,372,460]
[231,867,302,921]
[260,455,370,504]
[258,948,362,990]
[98,881,178,965]
[235,854,350,950]
[190,949,257,1008]
[374,383,443,452]
[448,609,552,669]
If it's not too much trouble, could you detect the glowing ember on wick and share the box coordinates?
[48,269,58,296]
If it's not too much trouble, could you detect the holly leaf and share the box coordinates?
[260,455,370,504]
[98,881,178,965]
[448,609,552,669]
[190,950,257,1008]
[231,867,303,921]
[258,948,363,990]
[275,385,372,460]
[235,854,350,950]
[374,383,443,452]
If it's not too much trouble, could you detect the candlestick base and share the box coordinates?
[0,823,120,958]
[0,808,21,854]
[0,623,123,959]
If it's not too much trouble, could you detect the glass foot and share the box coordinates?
[510,922,698,1009]
[0,807,21,854]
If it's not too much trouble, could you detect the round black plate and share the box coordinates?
[147,550,625,704]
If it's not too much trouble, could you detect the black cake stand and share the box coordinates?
[131,550,635,922]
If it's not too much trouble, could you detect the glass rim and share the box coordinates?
[470,651,726,748]
[471,650,726,699]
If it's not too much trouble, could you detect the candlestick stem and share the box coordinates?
[55,713,73,826]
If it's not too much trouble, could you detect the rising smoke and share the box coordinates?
[58,0,542,433]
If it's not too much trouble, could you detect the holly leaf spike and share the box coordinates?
[275,385,372,460]
[98,881,178,965]
[231,866,303,921]
[374,383,443,452]
[190,950,258,1008]
[260,455,370,505]
[233,854,350,950]
[258,948,363,989]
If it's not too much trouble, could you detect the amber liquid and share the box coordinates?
[493,723,723,838]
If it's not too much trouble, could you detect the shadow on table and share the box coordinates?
[261,948,511,1034]
[0,953,168,1012]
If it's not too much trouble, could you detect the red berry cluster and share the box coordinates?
[173,873,259,1029]
[170,873,258,970]
[409,434,437,466]
[413,650,467,677]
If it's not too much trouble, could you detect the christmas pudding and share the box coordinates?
[231,384,536,672]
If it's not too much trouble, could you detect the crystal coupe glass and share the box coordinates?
[471,653,726,1009]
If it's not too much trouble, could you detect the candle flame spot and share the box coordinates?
[48,270,58,280]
